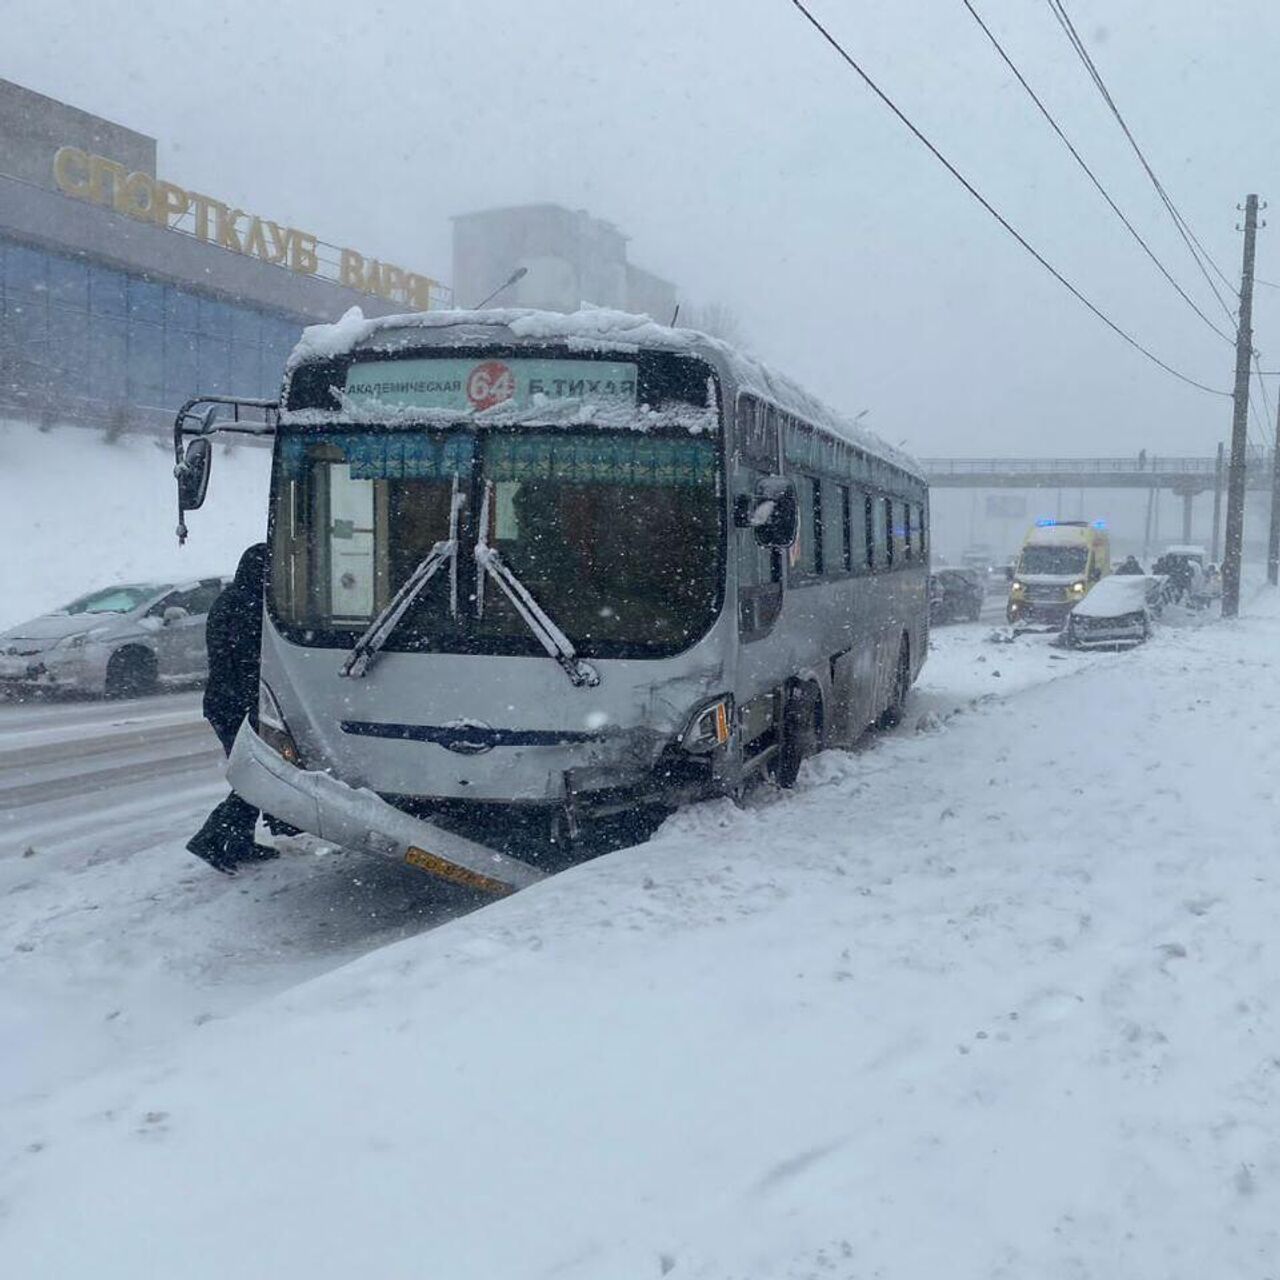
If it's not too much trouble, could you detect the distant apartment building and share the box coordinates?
[452,204,677,321]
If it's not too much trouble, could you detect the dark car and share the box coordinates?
[929,568,985,624]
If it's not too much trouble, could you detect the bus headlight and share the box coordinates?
[1011,580,1025,595]
[1070,580,1086,595]
[258,680,302,765]
[681,694,734,753]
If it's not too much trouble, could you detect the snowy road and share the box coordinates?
[0,690,472,1111]
[0,618,1105,1118]
[0,692,223,856]
[5,596,1275,1278]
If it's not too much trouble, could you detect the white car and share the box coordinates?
[1064,574,1168,649]
[0,578,228,698]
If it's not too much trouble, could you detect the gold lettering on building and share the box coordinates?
[51,145,439,309]
[290,232,319,275]
[52,146,91,198]
[153,181,189,228]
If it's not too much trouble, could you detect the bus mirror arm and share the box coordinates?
[171,394,278,545]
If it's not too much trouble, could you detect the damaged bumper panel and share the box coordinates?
[226,722,545,896]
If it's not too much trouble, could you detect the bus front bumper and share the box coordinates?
[226,722,546,897]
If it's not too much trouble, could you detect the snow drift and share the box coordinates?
[0,418,270,631]
[3,600,1280,1278]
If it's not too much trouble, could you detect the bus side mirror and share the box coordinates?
[750,478,798,549]
[177,438,212,511]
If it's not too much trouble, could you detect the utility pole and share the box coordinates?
[1211,442,1225,563]
[1222,194,1260,617]
[1269,400,1280,584]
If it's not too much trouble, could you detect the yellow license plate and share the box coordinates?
[404,845,514,897]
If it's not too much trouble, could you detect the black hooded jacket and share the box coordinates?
[203,543,268,749]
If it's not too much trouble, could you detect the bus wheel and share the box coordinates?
[878,641,910,730]
[105,647,157,699]
[773,685,820,790]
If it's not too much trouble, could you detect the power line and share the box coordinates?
[1046,0,1236,298]
[1255,355,1277,465]
[960,0,1232,344]
[1254,353,1275,426]
[1247,398,1267,455]
[787,0,1230,397]
[1045,0,1238,313]
[1247,357,1270,454]
[1044,0,1239,323]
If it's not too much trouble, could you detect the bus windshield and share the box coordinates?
[269,428,722,659]
[1019,545,1088,576]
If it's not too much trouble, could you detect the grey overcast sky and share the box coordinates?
[2,0,1278,458]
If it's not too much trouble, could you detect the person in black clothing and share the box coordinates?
[1152,552,1192,601]
[1116,554,1144,575]
[186,543,278,874]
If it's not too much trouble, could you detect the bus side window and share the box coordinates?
[917,503,927,560]
[904,501,913,562]
[812,479,824,576]
[883,496,894,569]
[795,475,822,576]
[821,480,844,576]
[738,470,783,638]
[837,483,852,573]
[864,492,875,572]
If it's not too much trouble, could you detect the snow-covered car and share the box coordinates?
[0,578,228,698]
[1064,574,1167,648]
[930,568,985,623]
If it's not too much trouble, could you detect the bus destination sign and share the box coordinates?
[343,358,639,414]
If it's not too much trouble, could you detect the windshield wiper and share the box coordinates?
[473,482,600,688]
[340,477,464,678]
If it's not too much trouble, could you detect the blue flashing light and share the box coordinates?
[1035,518,1057,527]
[1092,519,1107,529]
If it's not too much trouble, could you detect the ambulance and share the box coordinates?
[1006,520,1110,626]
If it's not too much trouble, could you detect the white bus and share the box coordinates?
[174,309,929,892]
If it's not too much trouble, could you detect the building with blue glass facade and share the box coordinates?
[0,77,444,431]
[0,238,308,423]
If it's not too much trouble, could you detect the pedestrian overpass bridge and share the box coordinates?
[920,454,1271,493]
[921,452,1274,549]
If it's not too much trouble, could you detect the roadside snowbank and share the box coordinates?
[0,419,269,630]
[4,600,1280,1278]
[0,617,1067,1123]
